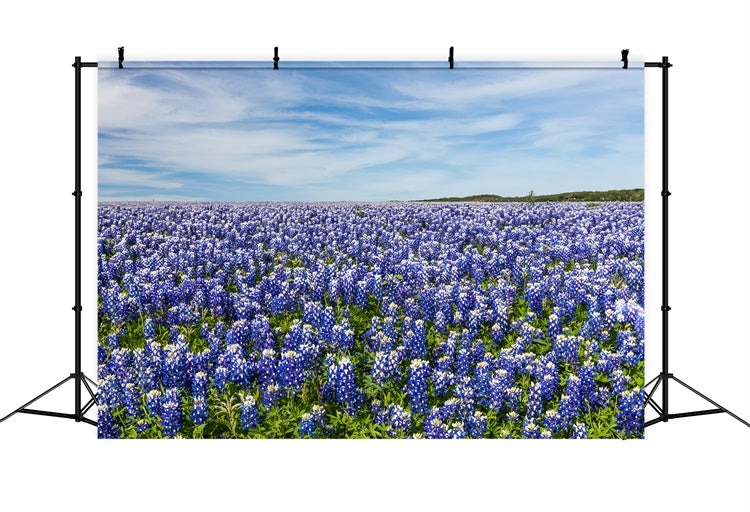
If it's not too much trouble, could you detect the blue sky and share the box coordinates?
[98,62,643,201]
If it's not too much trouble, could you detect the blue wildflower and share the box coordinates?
[408,359,431,415]
[240,394,260,430]
[161,388,182,438]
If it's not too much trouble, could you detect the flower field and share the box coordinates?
[97,201,645,439]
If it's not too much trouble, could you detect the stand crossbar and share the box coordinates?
[643,57,749,430]
[0,56,98,428]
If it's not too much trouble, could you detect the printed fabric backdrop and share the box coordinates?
[97,61,645,439]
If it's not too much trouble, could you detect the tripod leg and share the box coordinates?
[80,417,97,427]
[0,375,74,423]
[670,375,750,428]
[82,377,98,403]
[644,373,662,389]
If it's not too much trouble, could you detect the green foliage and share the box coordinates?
[420,188,645,203]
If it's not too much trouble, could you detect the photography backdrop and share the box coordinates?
[2,0,749,509]
[97,61,644,439]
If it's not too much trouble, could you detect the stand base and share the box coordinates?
[644,373,750,429]
[0,373,98,427]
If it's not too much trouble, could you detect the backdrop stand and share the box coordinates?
[643,56,749,429]
[2,53,748,433]
[0,57,98,428]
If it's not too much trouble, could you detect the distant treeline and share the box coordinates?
[419,188,644,203]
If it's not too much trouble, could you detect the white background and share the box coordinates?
[0,1,748,510]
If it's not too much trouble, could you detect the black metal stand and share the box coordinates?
[0,57,98,428]
[2,53,747,433]
[643,57,749,430]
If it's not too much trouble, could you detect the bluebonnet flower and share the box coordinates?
[434,311,447,333]
[372,350,399,387]
[488,374,506,412]
[333,322,355,351]
[491,322,505,347]
[578,360,596,402]
[454,376,475,415]
[370,399,383,417]
[505,386,522,412]
[162,337,189,389]
[122,382,140,418]
[610,369,629,396]
[456,349,471,377]
[383,302,401,318]
[525,282,544,314]
[466,411,487,438]
[543,409,564,433]
[143,317,156,340]
[145,389,162,419]
[381,316,397,341]
[436,355,452,373]
[256,348,278,386]
[333,356,361,414]
[250,315,275,352]
[161,388,182,438]
[299,405,326,438]
[522,419,542,439]
[424,416,450,439]
[405,319,428,359]
[135,418,148,434]
[374,403,413,437]
[547,308,562,340]
[553,335,581,364]
[474,361,491,406]
[524,382,544,423]
[538,360,559,401]
[572,422,588,439]
[192,370,209,397]
[616,388,645,436]
[240,394,260,430]
[433,370,455,398]
[97,373,121,410]
[97,405,120,439]
[213,366,229,393]
[302,301,322,327]
[449,421,467,439]
[191,396,208,425]
[262,384,283,407]
[279,350,305,394]
[319,353,337,402]
[408,359,431,415]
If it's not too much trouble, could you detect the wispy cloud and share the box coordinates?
[99,63,643,201]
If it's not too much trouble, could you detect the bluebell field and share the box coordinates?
[97,201,645,439]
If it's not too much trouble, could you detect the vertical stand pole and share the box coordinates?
[661,55,669,422]
[74,56,83,422]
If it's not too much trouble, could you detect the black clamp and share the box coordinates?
[448,47,454,69]
[661,305,671,312]
[273,47,279,70]
[118,46,125,69]
[72,191,82,197]
[72,305,83,312]
[661,191,671,197]
[621,49,629,69]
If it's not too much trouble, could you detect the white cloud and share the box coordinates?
[99,167,183,189]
